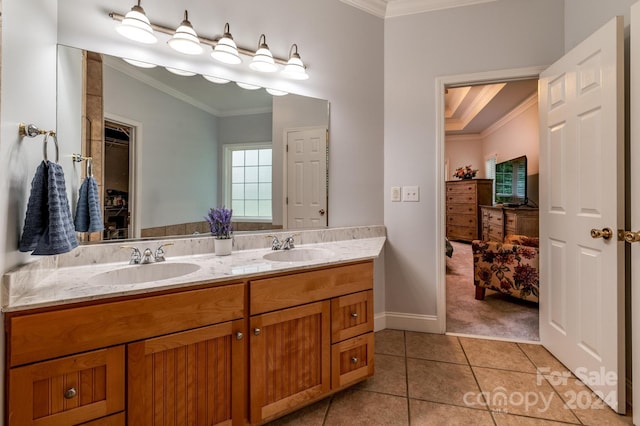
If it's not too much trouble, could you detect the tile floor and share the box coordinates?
[267,330,633,426]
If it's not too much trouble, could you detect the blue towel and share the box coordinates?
[19,161,79,255]
[74,176,103,233]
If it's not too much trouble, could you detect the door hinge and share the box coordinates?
[286,144,289,153]
[286,197,288,205]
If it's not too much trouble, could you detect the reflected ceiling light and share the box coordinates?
[211,23,242,65]
[122,58,157,68]
[203,75,231,84]
[165,67,197,76]
[116,0,157,44]
[167,10,203,55]
[236,82,261,90]
[249,34,277,73]
[266,88,288,96]
[282,44,309,80]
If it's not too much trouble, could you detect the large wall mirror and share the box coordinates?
[57,45,330,243]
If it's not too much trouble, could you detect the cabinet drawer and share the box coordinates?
[9,346,125,426]
[250,261,373,315]
[447,214,477,228]
[331,290,373,343]
[8,283,245,367]
[331,333,374,389]
[446,203,476,215]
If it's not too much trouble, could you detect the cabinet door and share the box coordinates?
[250,301,330,424]
[9,346,124,426]
[128,320,246,426]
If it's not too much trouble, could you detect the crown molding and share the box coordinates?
[341,0,497,18]
[481,93,537,138]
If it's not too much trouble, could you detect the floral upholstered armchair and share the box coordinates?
[471,235,539,303]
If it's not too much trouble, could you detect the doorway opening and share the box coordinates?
[436,69,544,342]
[103,119,134,240]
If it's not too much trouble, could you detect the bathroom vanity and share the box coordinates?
[2,227,384,425]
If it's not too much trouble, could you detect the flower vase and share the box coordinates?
[214,238,233,256]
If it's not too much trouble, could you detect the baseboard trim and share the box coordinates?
[376,311,441,333]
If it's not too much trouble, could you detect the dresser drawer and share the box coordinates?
[9,346,125,425]
[331,290,373,343]
[446,203,476,215]
[446,194,477,204]
[446,182,478,194]
[447,226,477,241]
[447,214,477,228]
[331,333,374,389]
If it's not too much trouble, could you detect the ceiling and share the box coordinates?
[445,79,538,136]
[340,0,498,19]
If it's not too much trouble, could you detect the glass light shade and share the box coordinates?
[236,82,261,90]
[165,67,197,77]
[266,88,288,96]
[123,58,157,68]
[203,75,231,84]
[250,47,277,73]
[211,36,242,65]
[116,5,157,44]
[282,54,309,80]
[167,13,203,55]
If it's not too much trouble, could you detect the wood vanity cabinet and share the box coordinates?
[6,283,246,426]
[248,261,374,424]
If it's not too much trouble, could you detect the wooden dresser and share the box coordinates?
[445,179,493,242]
[480,205,539,242]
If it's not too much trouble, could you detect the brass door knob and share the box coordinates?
[590,228,613,240]
[624,231,640,243]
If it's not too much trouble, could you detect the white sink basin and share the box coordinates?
[263,248,334,262]
[90,262,201,285]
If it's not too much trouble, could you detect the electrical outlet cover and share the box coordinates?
[402,186,419,202]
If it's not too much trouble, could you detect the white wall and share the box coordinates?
[104,66,219,229]
[565,0,636,52]
[445,135,484,179]
[383,0,565,329]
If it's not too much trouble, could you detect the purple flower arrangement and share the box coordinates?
[205,206,233,239]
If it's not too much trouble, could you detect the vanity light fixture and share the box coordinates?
[266,88,288,96]
[116,0,157,44]
[122,58,157,68]
[236,82,261,90]
[210,23,242,65]
[203,75,231,84]
[165,67,197,77]
[249,34,277,73]
[282,44,309,80]
[167,10,203,55]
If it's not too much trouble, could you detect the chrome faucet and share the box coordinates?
[270,235,296,250]
[141,248,154,264]
[154,243,173,262]
[122,246,142,264]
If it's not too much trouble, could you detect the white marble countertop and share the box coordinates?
[3,227,385,312]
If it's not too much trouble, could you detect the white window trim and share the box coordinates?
[485,153,498,204]
[222,142,273,222]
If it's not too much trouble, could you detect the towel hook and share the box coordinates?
[43,131,59,163]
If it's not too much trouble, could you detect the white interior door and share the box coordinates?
[286,127,328,229]
[539,16,625,413]
[631,3,640,425]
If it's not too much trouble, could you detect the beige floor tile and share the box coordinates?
[473,367,579,423]
[460,337,537,373]
[407,358,482,408]
[492,412,579,425]
[324,389,408,426]
[518,343,570,375]
[542,373,633,425]
[357,353,407,396]
[409,399,493,425]
[375,329,406,356]
[406,332,467,364]
[265,397,330,425]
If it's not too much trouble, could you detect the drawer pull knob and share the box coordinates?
[254,328,261,336]
[350,312,358,318]
[351,357,359,364]
[64,387,77,399]
[236,332,244,340]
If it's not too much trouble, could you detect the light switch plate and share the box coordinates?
[391,186,401,202]
[402,186,419,202]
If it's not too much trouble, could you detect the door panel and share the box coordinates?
[539,16,624,413]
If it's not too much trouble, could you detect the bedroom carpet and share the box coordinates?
[446,241,539,341]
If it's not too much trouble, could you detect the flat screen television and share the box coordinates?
[495,155,528,206]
